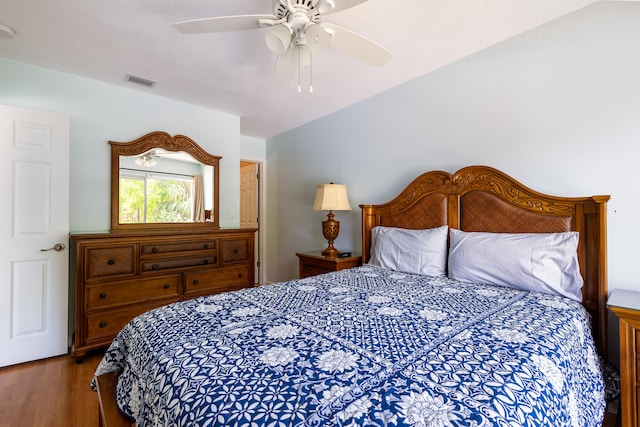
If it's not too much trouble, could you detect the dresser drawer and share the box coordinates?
[140,240,217,256]
[84,302,177,343]
[85,275,180,311]
[84,245,136,281]
[220,238,250,263]
[184,266,250,296]
[140,256,217,273]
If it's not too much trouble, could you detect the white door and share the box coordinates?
[240,162,258,229]
[0,105,70,367]
[240,162,260,284]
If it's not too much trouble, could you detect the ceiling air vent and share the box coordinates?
[124,73,156,88]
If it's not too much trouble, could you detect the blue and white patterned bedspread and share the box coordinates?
[94,265,605,426]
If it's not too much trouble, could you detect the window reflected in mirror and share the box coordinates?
[118,149,213,224]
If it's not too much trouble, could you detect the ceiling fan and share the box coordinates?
[173,0,393,91]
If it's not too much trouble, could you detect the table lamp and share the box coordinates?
[313,182,352,257]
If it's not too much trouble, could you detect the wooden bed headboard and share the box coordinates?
[360,165,610,358]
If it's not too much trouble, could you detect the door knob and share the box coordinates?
[40,243,65,252]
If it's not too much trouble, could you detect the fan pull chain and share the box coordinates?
[295,45,313,94]
[297,46,302,93]
[309,52,313,94]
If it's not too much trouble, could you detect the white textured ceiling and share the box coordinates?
[0,0,598,139]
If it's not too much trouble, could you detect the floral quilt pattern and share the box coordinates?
[94,265,605,426]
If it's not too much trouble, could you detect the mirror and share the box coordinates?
[110,131,220,232]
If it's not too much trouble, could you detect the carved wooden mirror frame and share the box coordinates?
[110,131,221,232]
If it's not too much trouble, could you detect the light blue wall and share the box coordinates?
[266,1,640,297]
[0,58,242,232]
[241,135,267,161]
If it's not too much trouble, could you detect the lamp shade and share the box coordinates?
[313,183,351,211]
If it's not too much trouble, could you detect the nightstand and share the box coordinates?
[296,251,361,278]
[608,289,640,426]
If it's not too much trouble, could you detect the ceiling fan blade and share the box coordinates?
[274,46,312,83]
[173,15,276,34]
[299,45,311,67]
[322,0,369,15]
[322,23,393,66]
[274,49,296,83]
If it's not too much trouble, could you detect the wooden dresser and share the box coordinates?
[70,229,256,360]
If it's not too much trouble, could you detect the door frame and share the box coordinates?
[240,158,265,285]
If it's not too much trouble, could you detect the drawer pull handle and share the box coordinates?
[204,243,209,249]
[107,259,115,265]
[152,264,159,270]
[234,249,239,254]
[152,247,158,253]
[99,293,107,299]
[99,321,107,328]
[192,279,199,285]
[238,273,243,278]
[163,284,170,290]
[203,259,209,265]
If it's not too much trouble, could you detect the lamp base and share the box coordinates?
[321,211,340,258]
[322,245,339,258]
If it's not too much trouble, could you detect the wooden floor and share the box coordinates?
[0,351,104,427]
[0,349,621,427]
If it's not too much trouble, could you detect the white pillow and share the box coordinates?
[448,229,584,301]
[368,225,448,276]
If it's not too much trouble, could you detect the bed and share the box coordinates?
[93,165,610,426]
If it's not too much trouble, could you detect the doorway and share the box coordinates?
[240,160,261,285]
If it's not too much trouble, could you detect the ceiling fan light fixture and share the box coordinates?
[265,24,293,55]
[305,24,331,53]
[316,0,336,14]
[135,154,157,167]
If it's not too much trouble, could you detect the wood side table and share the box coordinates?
[608,289,640,426]
[296,251,361,278]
